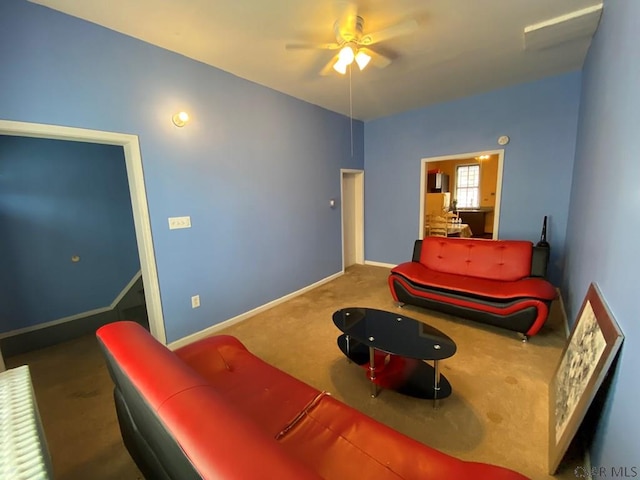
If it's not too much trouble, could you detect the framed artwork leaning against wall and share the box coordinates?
[548,283,624,474]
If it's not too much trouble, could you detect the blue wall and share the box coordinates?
[364,72,581,285]
[563,0,640,468]
[3,0,637,466]
[0,136,139,332]
[0,0,364,342]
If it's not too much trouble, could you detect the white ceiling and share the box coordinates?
[28,0,602,120]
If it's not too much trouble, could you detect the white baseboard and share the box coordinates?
[364,260,396,269]
[111,271,143,307]
[169,271,344,350]
[0,306,112,339]
[0,271,142,339]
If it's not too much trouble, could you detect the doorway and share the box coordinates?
[0,120,166,344]
[341,169,364,270]
[419,150,504,239]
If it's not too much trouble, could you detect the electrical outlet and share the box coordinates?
[191,295,200,309]
[168,216,191,230]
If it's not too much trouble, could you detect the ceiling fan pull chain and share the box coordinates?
[349,63,353,158]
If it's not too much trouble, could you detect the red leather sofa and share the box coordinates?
[97,321,529,479]
[389,237,556,338]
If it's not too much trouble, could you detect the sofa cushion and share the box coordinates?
[419,237,533,282]
[157,386,321,480]
[278,395,526,480]
[392,262,556,301]
[174,335,322,438]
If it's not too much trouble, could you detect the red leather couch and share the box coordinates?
[389,237,556,338]
[97,321,529,479]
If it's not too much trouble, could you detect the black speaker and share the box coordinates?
[536,216,550,248]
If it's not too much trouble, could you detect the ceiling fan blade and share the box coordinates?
[285,42,341,50]
[336,2,358,29]
[335,1,359,41]
[359,47,392,69]
[319,54,340,76]
[361,19,418,45]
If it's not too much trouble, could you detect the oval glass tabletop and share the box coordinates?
[332,307,456,360]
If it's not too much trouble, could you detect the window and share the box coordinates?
[456,164,480,208]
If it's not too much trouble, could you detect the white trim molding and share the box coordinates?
[0,120,166,343]
[364,260,396,269]
[0,307,113,340]
[112,271,143,307]
[169,271,343,350]
[340,169,365,271]
[0,271,143,339]
[419,149,505,240]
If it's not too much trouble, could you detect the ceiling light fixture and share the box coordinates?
[355,50,371,70]
[333,43,372,75]
[338,44,355,64]
[172,111,189,127]
[333,59,348,75]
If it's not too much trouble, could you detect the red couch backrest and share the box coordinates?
[419,237,533,281]
[97,321,319,480]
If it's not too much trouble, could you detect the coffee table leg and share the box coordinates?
[433,360,440,409]
[369,347,378,398]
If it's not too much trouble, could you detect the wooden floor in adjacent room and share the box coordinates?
[6,265,585,480]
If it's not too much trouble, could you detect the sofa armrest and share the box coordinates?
[531,245,550,278]
[412,239,423,262]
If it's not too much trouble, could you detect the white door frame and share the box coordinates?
[0,120,166,344]
[340,169,364,270]
[419,149,504,239]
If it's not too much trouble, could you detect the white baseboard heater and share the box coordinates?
[0,365,52,479]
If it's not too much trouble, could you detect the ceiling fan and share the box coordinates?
[285,3,418,76]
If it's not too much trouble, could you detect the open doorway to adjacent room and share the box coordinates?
[340,169,364,270]
[0,120,166,348]
[419,150,504,239]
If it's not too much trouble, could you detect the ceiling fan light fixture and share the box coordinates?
[337,44,355,64]
[355,50,371,70]
[333,59,349,75]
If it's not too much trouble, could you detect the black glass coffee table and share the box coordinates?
[332,307,457,408]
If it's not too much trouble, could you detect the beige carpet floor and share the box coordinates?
[6,264,584,479]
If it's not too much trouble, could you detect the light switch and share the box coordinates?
[168,216,191,230]
[191,295,200,308]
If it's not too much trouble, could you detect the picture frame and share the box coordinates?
[548,283,624,474]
